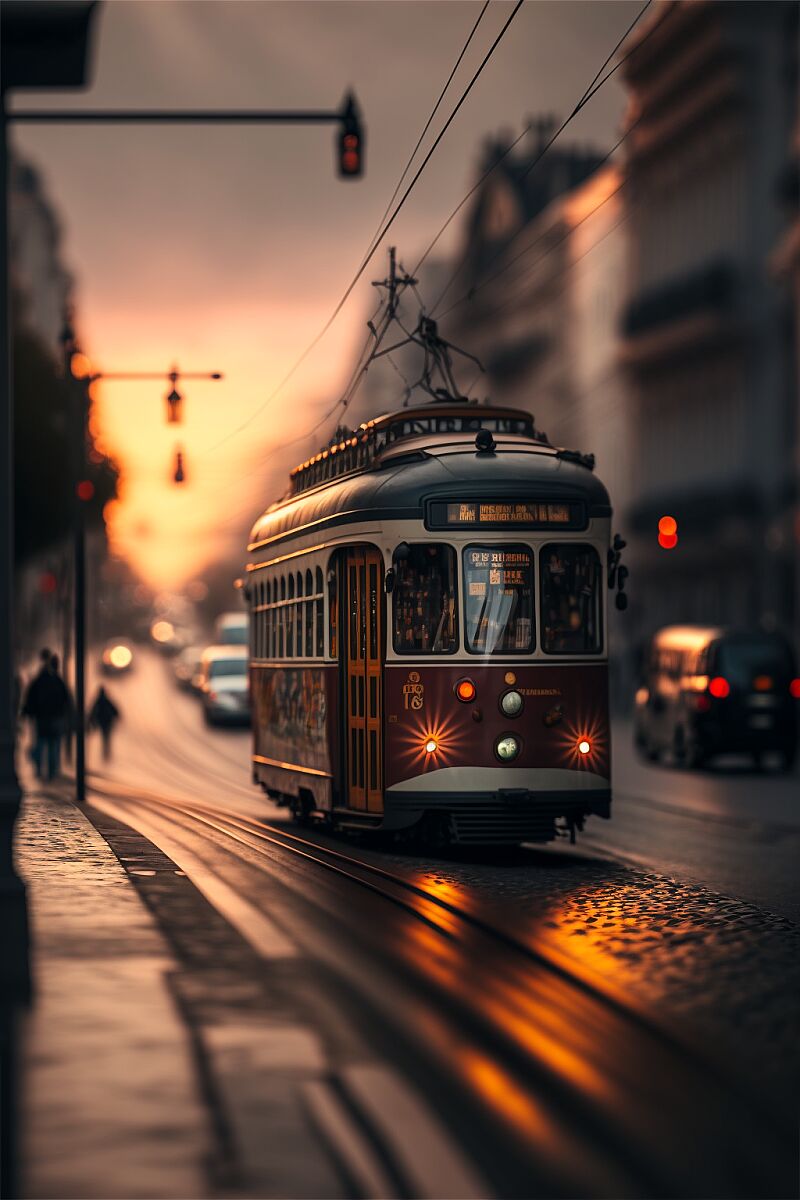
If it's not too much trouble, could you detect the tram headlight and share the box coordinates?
[577,739,591,756]
[424,738,438,755]
[495,734,520,762]
[500,689,523,717]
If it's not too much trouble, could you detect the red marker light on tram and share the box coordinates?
[455,678,476,703]
[709,677,730,699]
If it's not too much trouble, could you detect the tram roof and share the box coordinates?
[248,405,611,553]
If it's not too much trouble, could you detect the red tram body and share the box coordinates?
[245,402,613,845]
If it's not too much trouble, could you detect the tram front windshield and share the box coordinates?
[540,544,602,654]
[464,546,534,654]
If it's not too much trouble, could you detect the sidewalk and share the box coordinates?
[15,784,211,1200]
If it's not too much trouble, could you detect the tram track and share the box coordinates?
[86,771,793,1198]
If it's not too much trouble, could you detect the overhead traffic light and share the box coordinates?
[338,93,364,178]
[658,515,678,550]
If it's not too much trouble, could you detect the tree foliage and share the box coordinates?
[14,323,118,565]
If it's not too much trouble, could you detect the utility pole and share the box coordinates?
[60,336,223,805]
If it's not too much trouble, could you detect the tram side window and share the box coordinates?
[329,567,338,658]
[316,567,324,656]
[463,545,534,654]
[540,544,602,655]
[392,544,457,654]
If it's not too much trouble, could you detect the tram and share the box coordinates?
[244,400,620,845]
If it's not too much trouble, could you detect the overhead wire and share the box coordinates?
[436,121,639,321]
[417,0,654,315]
[197,0,524,462]
[357,0,491,269]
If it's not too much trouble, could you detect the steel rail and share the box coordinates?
[85,774,793,1195]
[86,773,776,1087]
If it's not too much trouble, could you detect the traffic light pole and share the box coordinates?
[9,92,365,177]
[61,351,222,805]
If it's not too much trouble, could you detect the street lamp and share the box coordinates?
[61,324,223,803]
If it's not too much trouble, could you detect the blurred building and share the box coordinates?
[619,0,799,645]
[9,154,73,361]
[445,125,613,451]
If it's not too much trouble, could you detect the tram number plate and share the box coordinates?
[427,500,584,529]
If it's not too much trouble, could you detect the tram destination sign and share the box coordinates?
[427,499,585,530]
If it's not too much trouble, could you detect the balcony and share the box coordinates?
[620,261,740,368]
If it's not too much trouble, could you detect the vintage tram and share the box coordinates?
[244,401,617,845]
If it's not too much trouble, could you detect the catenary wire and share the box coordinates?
[197,0,524,462]
[357,0,491,269]
[418,0,654,315]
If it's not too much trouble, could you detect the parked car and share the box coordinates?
[634,625,798,770]
[173,645,204,692]
[213,611,248,646]
[100,638,134,675]
[197,644,250,726]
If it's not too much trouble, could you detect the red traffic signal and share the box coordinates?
[338,93,364,178]
[658,514,678,550]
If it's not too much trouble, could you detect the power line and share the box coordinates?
[198,0,523,461]
[418,0,653,315]
[358,0,491,270]
[436,120,639,321]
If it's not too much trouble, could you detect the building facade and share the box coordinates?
[619,0,798,647]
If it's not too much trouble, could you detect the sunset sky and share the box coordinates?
[12,0,638,589]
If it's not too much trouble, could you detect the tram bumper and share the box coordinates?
[384,766,610,845]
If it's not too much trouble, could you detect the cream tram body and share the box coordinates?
[245,406,613,845]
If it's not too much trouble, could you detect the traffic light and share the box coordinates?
[338,93,364,178]
[166,387,182,423]
[658,515,678,549]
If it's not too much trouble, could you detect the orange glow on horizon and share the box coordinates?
[87,300,361,589]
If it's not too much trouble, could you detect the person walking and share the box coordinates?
[22,650,70,781]
[88,686,120,761]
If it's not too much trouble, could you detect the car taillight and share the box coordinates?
[790,678,800,699]
[709,677,730,699]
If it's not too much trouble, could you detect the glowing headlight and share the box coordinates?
[577,739,591,755]
[500,689,523,717]
[495,734,520,762]
[424,738,438,754]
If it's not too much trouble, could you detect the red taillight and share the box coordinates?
[790,678,800,699]
[709,677,730,699]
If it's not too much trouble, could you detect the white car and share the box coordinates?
[213,611,248,646]
[198,645,250,726]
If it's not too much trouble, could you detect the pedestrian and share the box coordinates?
[88,686,120,761]
[22,649,70,781]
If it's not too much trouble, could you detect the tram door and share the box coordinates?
[344,548,384,813]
